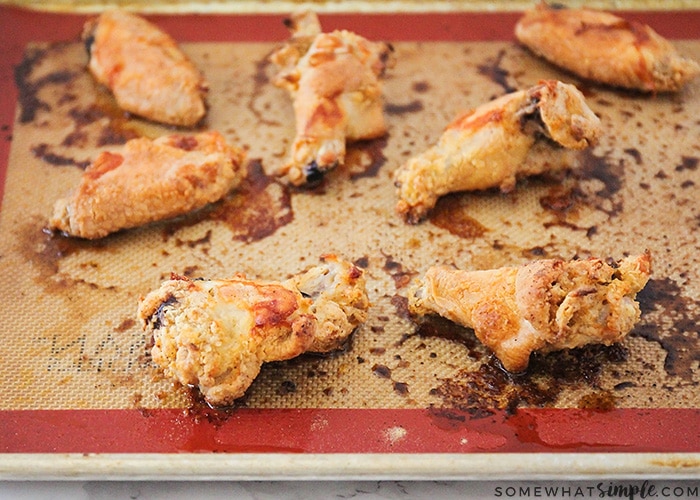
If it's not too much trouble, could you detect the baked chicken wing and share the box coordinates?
[83,9,208,126]
[408,253,651,372]
[394,80,601,223]
[515,3,699,92]
[49,131,245,239]
[137,254,370,406]
[270,11,394,186]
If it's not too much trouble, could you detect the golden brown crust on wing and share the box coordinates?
[285,253,370,352]
[83,9,208,126]
[137,254,369,406]
[408,252,651,372]
[139,274,315,406]
[394,80,601,223]
[270,11,394,186]
[515,3,699,92]
[49,131,245,239]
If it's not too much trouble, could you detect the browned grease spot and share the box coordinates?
[372,364,410,397]
[574,149,625,216]
[18,224,111,289]
[624,147,643,165]
[16,43,140,155]
[181,265,201,278]
[381,252,417,289]
[431,363,539,415]
[69,100,141,147]
[61,129,88,148]
[97,122,140,147]
[32,143,90,169]
[632,277,700,380]
[174,229,212,250]
[346,135,388,180]
[247,56,281,127]
[385,100,423,115]
[538,150,627,234]
[372,364,391,378]
[577,390,616,411]
[430,194,488,238]
[675,156,699,172]
[390,294,411,320]
[539,184,597,236]
[430,340,628,413]
[393,381,409,395]
[277,380,297,395]
[28,93,140,170]
[14,45,78,123]
[522,246,548,259]
[209,160,293,242]
[68,105,112,127]
[61,101,140,157]
[539,185,581,214]
[412,81,430,93]
[477,49,517,95]
[399,316,483,359]
[115,318,136,333]
[353,255,370,269]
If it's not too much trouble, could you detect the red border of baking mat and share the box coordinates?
[1,6,699,455]
[2,408,699,453]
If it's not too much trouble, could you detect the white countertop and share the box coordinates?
[2,480,700,499]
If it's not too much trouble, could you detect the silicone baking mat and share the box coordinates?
[0,5,698,479]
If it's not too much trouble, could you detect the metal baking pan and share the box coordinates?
[0,5,698,479]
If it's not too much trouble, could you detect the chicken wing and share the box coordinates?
[137,254,370,406]
[49,131,245,239]
[270,11,394,186]
[408,253,651,372]
[515,3,699,92]
[394,80,601,223]
[83,9,208,126]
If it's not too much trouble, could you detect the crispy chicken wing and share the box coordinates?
[270,11,394,186]
[515,3,699,92]
[137,254,370,406]
[394,80,601,223]
[408,253,651,372]
[83,9,208,126]
[49,131,245,239]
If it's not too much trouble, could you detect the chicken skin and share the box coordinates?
[408,253,651,372]
[270,11,394,186]
[394,80,601,223]
[515,3,699,92]
[49,131,245,239]
[137,254,370,406]
[83,9,208,126]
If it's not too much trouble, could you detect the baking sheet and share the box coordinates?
[6,0,700,13]
[0,6,699,479]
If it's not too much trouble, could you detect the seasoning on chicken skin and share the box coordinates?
[408,252,651,373]
[49,131,245,239]
[137,254,370,407]
[394,80,601,224]
[515,3,699,92]
[270,11,394,186]
[83,9,208,126]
